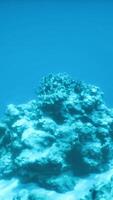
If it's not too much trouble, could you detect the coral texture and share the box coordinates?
[0,73,113,199]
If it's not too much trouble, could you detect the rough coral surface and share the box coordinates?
[0,73,113,199]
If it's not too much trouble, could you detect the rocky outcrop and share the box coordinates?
[0,73,113,199]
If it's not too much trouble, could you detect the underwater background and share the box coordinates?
[0,1,113,199]
[0,0,113,115]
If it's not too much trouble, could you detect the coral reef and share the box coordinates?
[0,73,113,199]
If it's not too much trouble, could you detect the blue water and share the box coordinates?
[0,0,113,117]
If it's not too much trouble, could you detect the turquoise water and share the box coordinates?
[0,0,113,116]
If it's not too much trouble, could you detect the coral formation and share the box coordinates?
[0,73,113,199]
